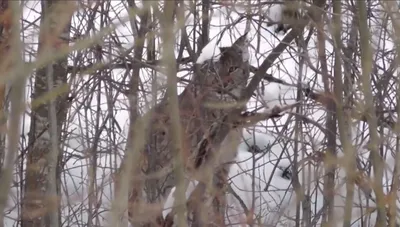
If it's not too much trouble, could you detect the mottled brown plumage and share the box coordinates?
[118,33,250,226]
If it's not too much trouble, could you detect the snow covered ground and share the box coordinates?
[3,1,398,226]
[163,129,399,227]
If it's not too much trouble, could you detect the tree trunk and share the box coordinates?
[0,0,10,174]
[22,1,73,227]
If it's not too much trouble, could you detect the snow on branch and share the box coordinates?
[238,102,301,127]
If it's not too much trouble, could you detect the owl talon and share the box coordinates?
[240,111,255,117]
[270,105,283,116]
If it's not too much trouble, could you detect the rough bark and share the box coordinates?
[0,0,10,173]
[22,1,73,227]
[0,1,27,226]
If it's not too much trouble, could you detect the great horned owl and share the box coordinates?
[134,33,251,206]
[197,32,250,104]
[192,32,250,168]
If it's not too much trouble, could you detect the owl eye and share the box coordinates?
[229,66,239,73]
[249,145,263,153]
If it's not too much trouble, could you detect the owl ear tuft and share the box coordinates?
[233,32,250,47]
[232,32,250,62]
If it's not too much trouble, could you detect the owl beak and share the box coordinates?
[243,31,250,41]
[243,31,251,45]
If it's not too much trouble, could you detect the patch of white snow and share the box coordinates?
[196,37,221,64]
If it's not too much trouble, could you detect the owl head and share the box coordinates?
[231,32,250,62]
[196,31,251,101]
[232,31,250,47]
[219,32,250,64]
